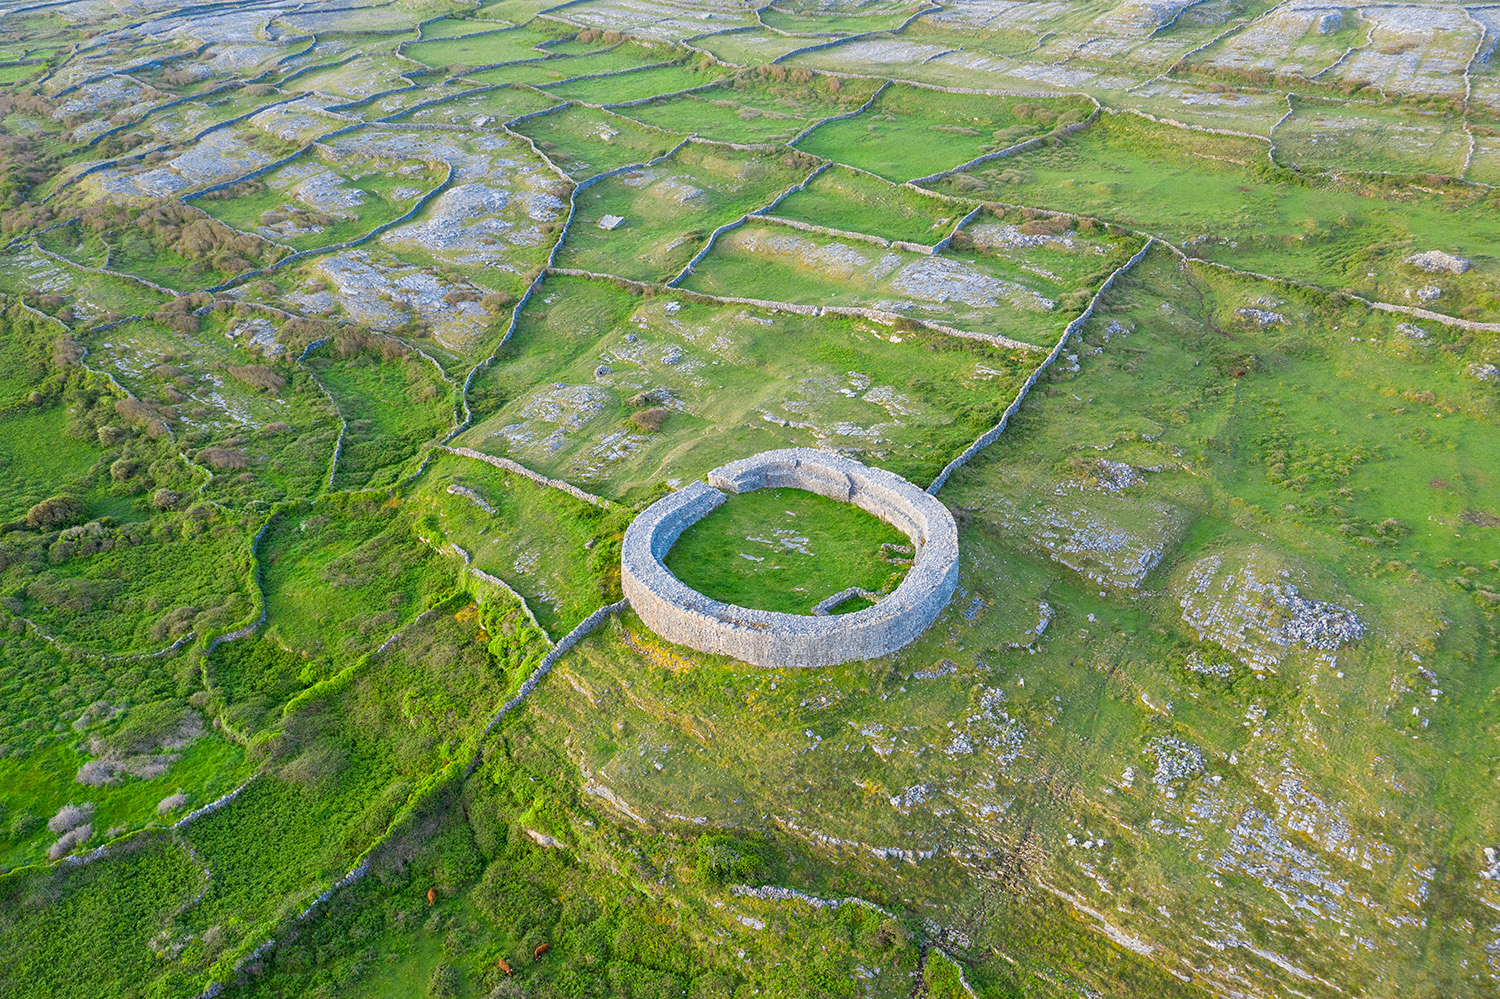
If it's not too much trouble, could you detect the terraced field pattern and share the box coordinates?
[0,0,1498,996]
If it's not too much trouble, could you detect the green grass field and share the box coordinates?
[256,496,456,678]
[513,105,680,179]
[681,219,1142,347]
[765,165,970,244]
[1273,96,1470,176]
[465,40,671,85]
[0,406,102,521]
[403,26,564,70]
[554,143,818,282]
[304,337,455,492]
[665,487,908,613]
[544,63,728,105]
[796,85,1095,181]
[617,92,811,145]
[407,451,627,636]
[391,84,561,125]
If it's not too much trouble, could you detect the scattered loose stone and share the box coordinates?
[1179,553,1364,670]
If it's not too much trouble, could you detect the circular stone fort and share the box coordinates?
[621,449,960,668]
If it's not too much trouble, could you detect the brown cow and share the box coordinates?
[426,887,437,906]
[533,942,551,961]
[497,958,513,977]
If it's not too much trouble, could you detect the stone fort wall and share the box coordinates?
[621,449,959,668]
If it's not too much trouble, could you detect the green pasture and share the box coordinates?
[555,143,817,282]
[933,112,1500,323]
[795,84,1095,181]
[767,165,970,244]
[665,487,908,614]
[513,105,679,179]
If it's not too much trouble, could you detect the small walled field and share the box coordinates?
[554,143,818,283]
[197,149,445,253]
[80,316,343,507]
[458,274,1035,499]
[416,16,515,40]
[1273,98,1470,177]
[406,450,625,636]
[619,93,811,145]
[794,84,1095,181]
[389,84,561,126]
[544,62,727,105]
[766,165,971,245]
[681,216,1142,347]
[759,7,919,34]
[463,41,671,85]
[303,334,455,492]
[0,242,170,320]
[725,71,885,120]
[664,486,909,614]
[695,27,826,64]
[402,26,563,70]
[513,105,680,179]
[287,54,412,100]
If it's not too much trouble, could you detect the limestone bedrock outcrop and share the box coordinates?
[621,449,960,668]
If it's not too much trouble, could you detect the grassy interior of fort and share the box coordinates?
[663,487,909,614]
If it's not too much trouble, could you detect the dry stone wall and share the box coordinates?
[621,449,959,667]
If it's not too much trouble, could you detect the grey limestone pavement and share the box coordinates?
[621,448,959,667]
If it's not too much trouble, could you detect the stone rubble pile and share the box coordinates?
[1091,459,1143,493]
[226,318,283,357]
[1273,585,1365,650]
[446,483,495,514]
[1406,250,1469,274]
[1481,846,1500,881]
[1235,307,1284,326]
[1145,735,1205,791]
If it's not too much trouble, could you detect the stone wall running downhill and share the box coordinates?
[621,449,959,668]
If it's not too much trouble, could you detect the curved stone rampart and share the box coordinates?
[621,449,958,667]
